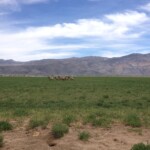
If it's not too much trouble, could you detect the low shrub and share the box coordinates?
[0,121,13,132]
[92,118,109,127]
[131,143,150,150]
[13,109,29,117]
[97,99,112,108]
[29,118,48,129]
[79,131,90,141]
[85,113,111,128]
[103,95,109,99]
[63,115,75,126]
[52,123,69,138]
[124,113,142,127]
[0,134,4,147]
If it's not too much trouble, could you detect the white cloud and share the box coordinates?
[0,12,9,16]
[22,0,49,4]
[0,30,91,61]
[0,0,49,5]
[0,0,50,11]
[0,0,19,10]
[5,52,77,61]
[0,0,12,5]
[11,11,148,40]
[105,11,148,26]
[100,51,127,58]
[0,10,149,61]
[140,3,150,12]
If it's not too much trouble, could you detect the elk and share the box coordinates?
[48,75,54,80]
[48,75,75,81]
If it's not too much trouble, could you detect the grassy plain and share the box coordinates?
[0,77,150,127]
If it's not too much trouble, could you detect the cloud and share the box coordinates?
[21,0,49,4]
[6,52,77,61]
[16,11,147,38]
[0,29,91,61]
[0,10,149,61]
[140,3,150,12]
[0,0,49,5]
[0,0,50,12]
[14,11,148,40]
[105,11,148,26]
[0,12,9,16]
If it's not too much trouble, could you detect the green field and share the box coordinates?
[0,77,150,128]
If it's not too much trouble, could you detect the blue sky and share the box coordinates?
[0,0,150,61]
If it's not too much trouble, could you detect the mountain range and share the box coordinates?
[0,53,150,76]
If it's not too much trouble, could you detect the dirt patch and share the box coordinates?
[1,121,150,150]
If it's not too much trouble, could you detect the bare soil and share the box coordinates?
[1,120,150,150]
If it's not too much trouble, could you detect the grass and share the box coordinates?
[79,131,90,141]
[63,115,76,126]
[85,111,112,128]
[13,109,29,117]
[0,134,3,147]
[29,117,49,129]
[0,121,13,132]
[124,113,142,127]
[0,77,150,127]
[52,123,69,138]
[131,143,150,150]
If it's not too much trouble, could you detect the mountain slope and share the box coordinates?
[0,53,150,76]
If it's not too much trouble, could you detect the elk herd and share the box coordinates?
[48,75,74,80]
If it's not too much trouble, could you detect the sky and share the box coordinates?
[0,0,150,61]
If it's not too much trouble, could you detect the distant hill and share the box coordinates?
[0,53,150,76]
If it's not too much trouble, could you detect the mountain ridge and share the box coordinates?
[0,53,150,76]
